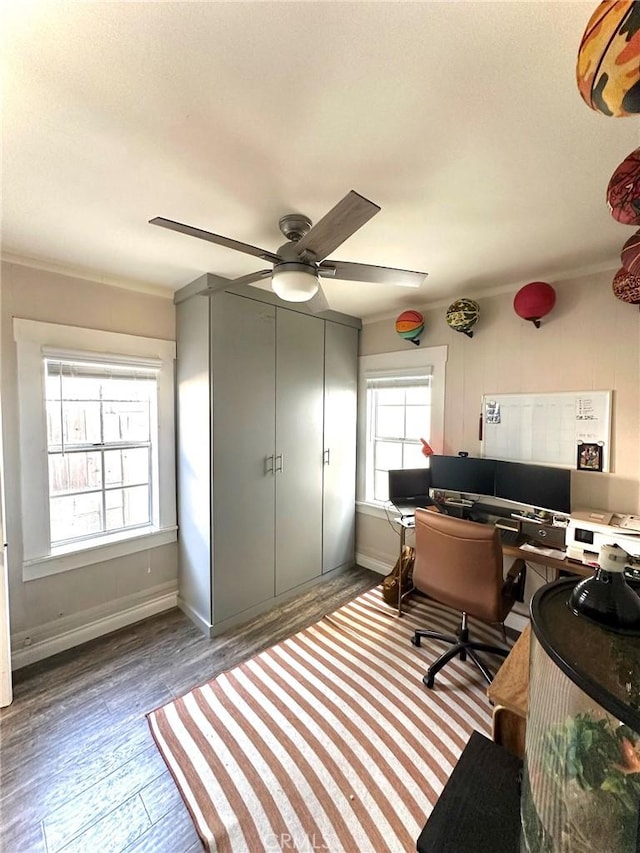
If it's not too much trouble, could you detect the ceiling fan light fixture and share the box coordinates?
[271,263,319,302]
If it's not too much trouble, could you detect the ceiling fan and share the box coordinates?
[150,190,427,313]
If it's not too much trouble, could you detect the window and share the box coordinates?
[45,356,158,546]
[357,346,447,511]
[14,319,176,580]
[366,372,432,502]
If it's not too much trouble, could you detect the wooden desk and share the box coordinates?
[393,518,594,616]
[487,623,530,758]
[501,543,593,579]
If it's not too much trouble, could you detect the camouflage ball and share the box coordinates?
[446,299,480,335]
[577,1,640,117]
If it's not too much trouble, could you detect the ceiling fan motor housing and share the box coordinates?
[278,214,312,242]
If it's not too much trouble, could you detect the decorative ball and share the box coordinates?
[577,1,640,116]
[621,229,640,274]
[612,266,640,303]
[445,298,480,338]
[607,147,640,224]
[395,310,424,346]
[513,282,556,327]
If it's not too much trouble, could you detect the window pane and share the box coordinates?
[374,441,403,471]
[374,387,405,405]
[61,375,102,401]
[46,374,62,401]
[49,452,102,495]
[50,492,102,543]
[102,377,155,403]
[376,406,405,439]
[403,443,427,468]
[46,401,62,446]
[105,485,150,530]
[405,405,430,439]
[104,448,149,487]
[61,401,101,445]
[405,386,430,405]
[374,470,390,502]
[103,402,150,442]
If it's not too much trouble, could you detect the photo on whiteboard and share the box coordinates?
[486,400,501,424]
[576,441,603,472]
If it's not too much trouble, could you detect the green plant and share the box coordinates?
[543,713,640,850]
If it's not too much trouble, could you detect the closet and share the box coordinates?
[175,277,360,636]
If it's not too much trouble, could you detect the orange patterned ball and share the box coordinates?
[577,1,640,116]
[395,310,424,345]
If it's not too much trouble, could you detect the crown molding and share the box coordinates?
[1,251,175,299]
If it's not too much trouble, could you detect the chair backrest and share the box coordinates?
[413,509,507,624]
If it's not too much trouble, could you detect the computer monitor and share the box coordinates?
[429,455,496,497]
[494,460,571,514]
[388,467,431,501]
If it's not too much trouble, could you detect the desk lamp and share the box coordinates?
[569,543,640,633]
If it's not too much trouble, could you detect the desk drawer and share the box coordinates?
[521,520,565,549]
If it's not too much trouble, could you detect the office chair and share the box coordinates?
[410,509,526,688]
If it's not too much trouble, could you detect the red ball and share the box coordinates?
[612,267,640,304]
[621,229,640,275]
[607,148,640,225]
[513,282,556,323]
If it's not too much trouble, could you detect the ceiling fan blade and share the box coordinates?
[319,259,426,288]
[150,217,281,264]
[294,191,380,262]
[202,269,272,295]
[306,283,331,314]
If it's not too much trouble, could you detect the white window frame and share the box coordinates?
[13,319,177,581]
[357,345,447,518]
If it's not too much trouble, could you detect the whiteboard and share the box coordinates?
[480,390,612,471]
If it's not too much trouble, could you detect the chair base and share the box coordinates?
[411,624,510,688]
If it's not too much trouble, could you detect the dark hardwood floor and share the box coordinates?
[0,567,380,853]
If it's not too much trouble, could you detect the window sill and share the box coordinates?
[356,501,397,520]
[23,525,178,582]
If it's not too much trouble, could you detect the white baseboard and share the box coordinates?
[356,552,393,576]
[177,597,213,636]
[11,584,178,670]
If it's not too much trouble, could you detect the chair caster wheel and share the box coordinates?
[411,635,421,647]
[423,674,435,689]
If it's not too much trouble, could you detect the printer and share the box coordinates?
[566,509,640,567]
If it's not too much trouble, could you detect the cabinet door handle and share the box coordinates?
[275,453,284,473]
[265,455,274,475]
[323,449,330,465]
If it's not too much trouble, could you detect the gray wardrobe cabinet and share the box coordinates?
[175,284,359,636]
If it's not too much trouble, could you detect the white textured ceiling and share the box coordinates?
[2,1,640,320]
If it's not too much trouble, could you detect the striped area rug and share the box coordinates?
[148,587,502,853]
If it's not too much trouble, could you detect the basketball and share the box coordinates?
[577,1,640,116]
[513,282,556,326]
[395,310,424,345]
[607,147,640,224]
[621,228,640,274]
[608,147,640,224]
[612,266,640,303]
[445,299,480,337]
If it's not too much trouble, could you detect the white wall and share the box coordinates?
[1,262,178,667]
[357,269,640,570]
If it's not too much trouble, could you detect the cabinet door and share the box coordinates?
[275,308,325,595]
[211,294,276,621]
[322,322,358,573]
